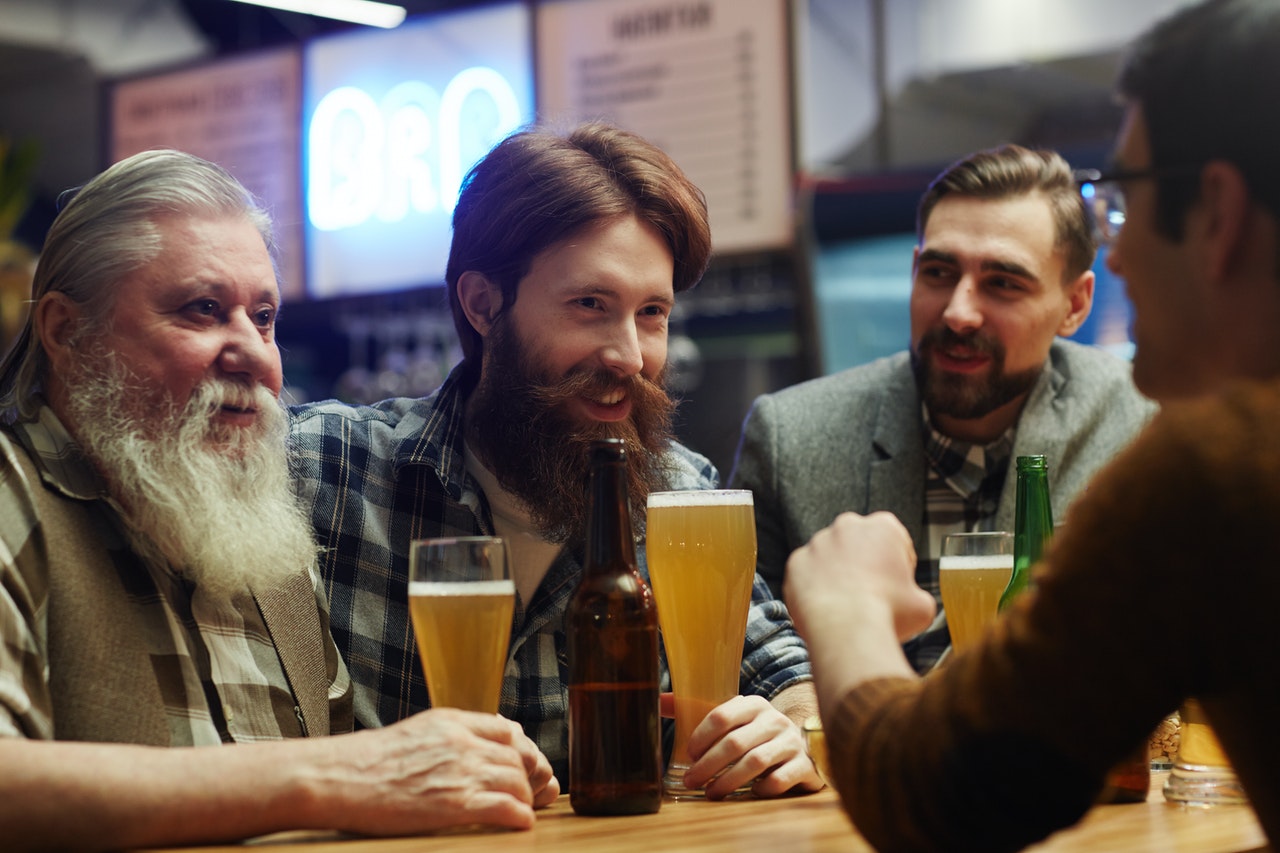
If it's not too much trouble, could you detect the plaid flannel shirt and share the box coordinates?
[289,366,812,780]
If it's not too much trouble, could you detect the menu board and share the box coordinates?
[110,49,305,300]
[538,0,794,254]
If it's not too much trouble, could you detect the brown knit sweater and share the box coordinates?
[823,379,1280,852]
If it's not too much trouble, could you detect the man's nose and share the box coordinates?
[1105,242,1124,278]
[218,313,276,383]
[597,319,645,377]
[942,279,984,333]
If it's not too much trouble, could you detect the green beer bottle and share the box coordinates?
[997,455,1053,612]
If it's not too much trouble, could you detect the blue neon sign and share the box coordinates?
[304,3,533,299]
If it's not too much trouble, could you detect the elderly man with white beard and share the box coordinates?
[0,150,557,853]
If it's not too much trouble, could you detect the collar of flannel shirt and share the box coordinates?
[920,403,1013,512]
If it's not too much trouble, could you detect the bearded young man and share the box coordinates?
[730,144,1156,673]
[0,150,556,851]
[289,122,822,798]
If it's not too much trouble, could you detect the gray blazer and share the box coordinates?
[730,340,1157,599]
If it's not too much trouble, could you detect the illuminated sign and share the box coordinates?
[304,3,533,299]
[309,69,522,230]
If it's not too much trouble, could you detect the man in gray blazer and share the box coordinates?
[731,145,1155,673]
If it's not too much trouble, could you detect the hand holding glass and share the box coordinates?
[645,490,756,798]
[408,536,514,713]
[939,531,1015,653]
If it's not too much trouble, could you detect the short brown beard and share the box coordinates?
[911,326,1044,421]
[467,316,678,547]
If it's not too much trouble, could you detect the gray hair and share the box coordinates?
[0,149,275,420]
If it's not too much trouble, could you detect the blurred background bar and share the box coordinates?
[0,0,1176,477]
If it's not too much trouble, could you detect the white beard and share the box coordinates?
[65,355,319,599]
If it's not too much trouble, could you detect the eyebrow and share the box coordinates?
[575,284,675,308]
[917,248,1040,284]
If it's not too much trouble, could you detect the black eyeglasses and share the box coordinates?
[1074,166,1203,246]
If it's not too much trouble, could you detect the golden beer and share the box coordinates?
[409,579,515,713]
[645,490,756,796]
[939,554,1014,652]
[1177,698,1231,765]
[1164,697,1249,805]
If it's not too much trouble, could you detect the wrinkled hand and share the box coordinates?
[785,511,935,643]
[664,694,824,800]
[326,707,559,835]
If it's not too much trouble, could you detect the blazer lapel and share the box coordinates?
[253,572,330,737]
[868,366,929,555]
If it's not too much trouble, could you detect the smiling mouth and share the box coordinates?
[942,346,987,362]
[593,389,625,406]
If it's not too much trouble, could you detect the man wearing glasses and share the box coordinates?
[732,144,1155,674]
[787,0,1280,849]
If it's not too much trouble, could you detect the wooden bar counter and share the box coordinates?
[135,772,1269,852]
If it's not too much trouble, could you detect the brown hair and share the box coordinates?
[445,121,710,379]
[916,144,1096,281]
[1118,0,1280,241]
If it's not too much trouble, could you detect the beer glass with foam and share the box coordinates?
[408,536,514,713]
[939,531,1014,653]
[645,489,756,798]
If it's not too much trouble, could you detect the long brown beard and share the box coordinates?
[467,317,678,547]
[911,326,1043,420]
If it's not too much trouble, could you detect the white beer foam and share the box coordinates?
[647,489,753,508]
[938,555,1015,570]
[409,580,515,596]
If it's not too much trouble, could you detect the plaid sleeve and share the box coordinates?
[0,435,53,740]
[740,574,812,699]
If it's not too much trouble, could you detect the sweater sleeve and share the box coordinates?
[818,391,1266,852]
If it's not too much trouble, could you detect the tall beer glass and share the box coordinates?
[408,536,514,713]
[1164,698,1249,806]
[939,531,1015,653]
[645,489,756,798]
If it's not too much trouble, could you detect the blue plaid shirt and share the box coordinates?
[289,366,811,780]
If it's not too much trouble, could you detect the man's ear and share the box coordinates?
[34,292,84,374]
[1057,269,1095,337]
[1196,160,1251,281]
[456,271,504,338]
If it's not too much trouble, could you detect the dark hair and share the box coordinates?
[0,149,274,420]
[445,121,711,378]
[1118,0,1280,240]
[916,144,1096,281]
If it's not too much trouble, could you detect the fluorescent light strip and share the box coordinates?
[227,0,407,29]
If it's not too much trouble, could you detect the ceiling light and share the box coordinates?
[227,0,407,29]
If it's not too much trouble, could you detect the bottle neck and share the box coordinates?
[1014,468,1053,561]
[585,459,635,573]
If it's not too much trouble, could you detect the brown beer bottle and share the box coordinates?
[567,438,663,815]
